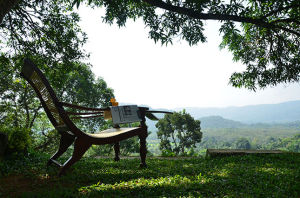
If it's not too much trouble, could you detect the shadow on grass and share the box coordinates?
[1,153,300,197]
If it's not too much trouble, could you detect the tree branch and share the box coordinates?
[23,87,30,128]
[142,0,300,37]
[274,25,300,37]
[29,105,42,129]
[271,18,300,25]
[262,2,300,19]
[0,0,20,25]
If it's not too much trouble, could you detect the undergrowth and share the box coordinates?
[0,151,299,197]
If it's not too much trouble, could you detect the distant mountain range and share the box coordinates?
[199,116,245,129]
[175,100,300,124]
[145,100,300,133]
[199,116,300,129]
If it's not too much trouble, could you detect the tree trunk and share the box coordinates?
[0,0,20,25]
[0,132,8,157]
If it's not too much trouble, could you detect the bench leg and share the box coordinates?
[47,133,75,167]
[139,134,147,168]
[58,138,91,176]
[114,142,120,161]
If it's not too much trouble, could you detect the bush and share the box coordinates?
[161,149,176,157]
[33,129,60,154]
[235,138,251,149]
[0,126,31,155]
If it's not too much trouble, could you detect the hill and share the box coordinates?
[199,116,246,129]
[146,100,300,133]
[176,100,300,123]
[199,116,300,129]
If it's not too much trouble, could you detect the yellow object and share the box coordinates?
[110,98,118,106]
[103,110,112,120]
[110,98,116,103]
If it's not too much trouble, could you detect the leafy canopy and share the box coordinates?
[0,0,114,153]
[71,0,299,90]
[156,110,202,155]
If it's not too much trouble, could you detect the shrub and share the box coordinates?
[33,129,60,154]
[161,149,176,157]
[0,126,31,155]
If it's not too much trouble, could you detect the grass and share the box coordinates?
[0,152,300,197]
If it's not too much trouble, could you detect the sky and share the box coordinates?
[78,7,300,109]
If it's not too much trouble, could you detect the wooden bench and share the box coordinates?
[21,58,170,176]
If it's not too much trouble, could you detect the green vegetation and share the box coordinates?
[0,151,299,197]
[0,1,300,197]
[0,126,31,155]
[2,1,300,90]
[145,114,300,156]
[0,0,114,156]
[200,128,300,152]
[156,110,202,155]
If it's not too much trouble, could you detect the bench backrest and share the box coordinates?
[21,59,71,133]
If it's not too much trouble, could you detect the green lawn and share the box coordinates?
[0,152,299,197]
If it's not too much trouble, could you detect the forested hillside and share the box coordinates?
[176,100,300,123]
[147,115,300,156]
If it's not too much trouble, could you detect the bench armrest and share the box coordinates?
[60,102,109,111]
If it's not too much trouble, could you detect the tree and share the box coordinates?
[235,138,251,149]
[0,0,115,153]
[0,0,115,129]
[2,1,299,89]
[1,0,88,62]
[0,55,114,153]
[156,110,202,155]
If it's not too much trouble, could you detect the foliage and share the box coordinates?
[235,137,251,149]
[1,0,87,63]
[0,0,117,159]
[0,55,114,155]
[144,124,300,156]
[0,125,31,155]
[190,126,300,154]
[0,0,115,155]
[161,149,176,157]
[263,133,300,152]
[2,0,299,89]
[156,110,202,155]
[88,137,140,157]
[120,136,140,155]
[0,0,114,125]
[0,151,300,197]
[86,122,141,157]
[68,0,300,90]
[33,129,61,154]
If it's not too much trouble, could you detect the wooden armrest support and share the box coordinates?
[60,102,109,111]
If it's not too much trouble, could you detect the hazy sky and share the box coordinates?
[78,7,300,109]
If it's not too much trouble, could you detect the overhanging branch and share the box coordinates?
[142,0,300,37]
[0,0,20,25]
[262,2,300,19]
